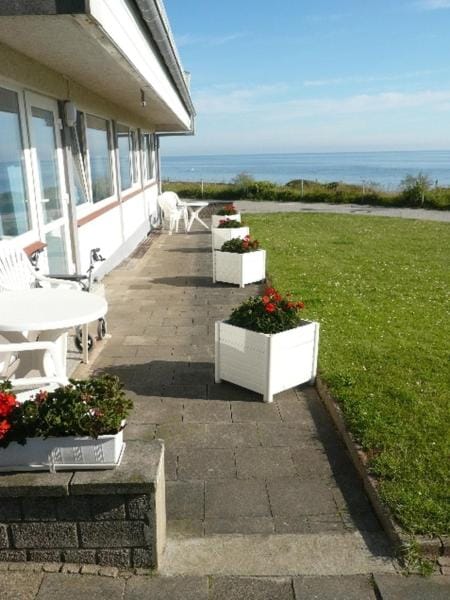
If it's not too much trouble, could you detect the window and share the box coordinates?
[0,86,31,239]
[85,114,113,203]
[117,124,138,191]
[141,133,155,182]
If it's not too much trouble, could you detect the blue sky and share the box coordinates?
[162,0,450,156]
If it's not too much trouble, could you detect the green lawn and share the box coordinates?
[245,213,450,536]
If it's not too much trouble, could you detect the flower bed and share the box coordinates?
[211,221,250,250]
[211,203,241,228]
[213,236,266,287]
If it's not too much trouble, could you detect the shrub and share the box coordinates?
[220,235,260,253]
[216,203,238,216]
[0,376,133,448]
[228,287,305,334]
[217,219,245,228]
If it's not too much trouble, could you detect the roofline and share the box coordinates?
[0,0,195,120]
[133,0,195,119]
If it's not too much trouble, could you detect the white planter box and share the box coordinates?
[212,226,249,250]
[215,320,319,403]
[0,427,125,472]
[211,213,241,228]
[213,249,266,288]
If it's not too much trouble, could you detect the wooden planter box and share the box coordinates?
[213,249,266,288]
[211,226,249,250]
[211,213,241,228]
[215,320,319,403]
[0,427,125,472]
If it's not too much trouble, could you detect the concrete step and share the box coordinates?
[160,531,397,577]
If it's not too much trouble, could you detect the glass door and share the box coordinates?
[24,92,72,274]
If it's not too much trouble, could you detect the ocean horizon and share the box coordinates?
[161,150,450,191]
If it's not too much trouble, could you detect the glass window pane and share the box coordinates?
[147,134,154,179]
[45,224,68,274]
[131,131,138,184]
[0,87,31,238]
[86,114,113,203]
[117,124,132,191]
[72,111,88,206]
[31,107,63,224]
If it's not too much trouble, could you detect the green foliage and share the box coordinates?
[246,212,450,535]
[1,375,133,448]
[216,203,238,216]
[217,219,245,228]
[220,236,260,253]
[401,172,433,207]
[228,287,305,334]
[231,171,255,187]
[400,538,436,576]
[162,176,450,210]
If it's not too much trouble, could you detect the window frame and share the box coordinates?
[78,111,117,217]
[0,77,40,246]
[116,122,141,195]
[140,131,156,184]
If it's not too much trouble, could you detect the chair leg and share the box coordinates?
[82,324,89,364]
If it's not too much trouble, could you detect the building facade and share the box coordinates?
[0,0,194,276]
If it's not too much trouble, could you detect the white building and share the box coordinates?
[0,0,194,276]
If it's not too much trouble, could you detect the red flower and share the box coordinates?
[262,295,270,305]
[0,419,11,440]
[265,303,276,313]
[296,301,305,309]
[34,390,49,405]
[273,292,282,302]
[0,392,17,418]
[265,287,276,296]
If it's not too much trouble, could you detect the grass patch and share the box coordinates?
[245,212,450,536]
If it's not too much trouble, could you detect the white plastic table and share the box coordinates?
[0,288,107,382]
[181,201,210,232]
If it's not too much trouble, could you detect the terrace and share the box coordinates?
[0,220,394,575]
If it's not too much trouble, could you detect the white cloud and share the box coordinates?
[192,85,450,118]
[176,32,246,48]
[303,69,446,87]
[415,0,450,9]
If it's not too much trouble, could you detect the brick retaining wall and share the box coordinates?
[0,440,165,569]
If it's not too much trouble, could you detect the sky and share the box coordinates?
[162,0,450,156]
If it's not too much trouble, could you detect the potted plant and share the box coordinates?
[211,203,241,228]
[212,218,250,250]
[213,236,266,288]
[0,375,133,471]
[215,288,319,403]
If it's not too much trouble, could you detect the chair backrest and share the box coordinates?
[158,191,180,215]
[0,243,36,292]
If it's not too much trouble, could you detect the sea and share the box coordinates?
[161,150,450,191]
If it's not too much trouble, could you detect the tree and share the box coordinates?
[400,172,432,207]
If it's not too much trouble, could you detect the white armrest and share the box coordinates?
[34,273,80,290]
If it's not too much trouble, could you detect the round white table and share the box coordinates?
[0,288,107,382]
[181,201,210,232]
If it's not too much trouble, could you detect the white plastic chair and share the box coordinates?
[0,243,77,391]
[158,192,188,234]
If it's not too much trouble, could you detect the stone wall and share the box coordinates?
[0,440,165,569]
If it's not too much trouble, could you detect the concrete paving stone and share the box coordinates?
[208,383,262,403]
[276,397,317,425]
[154,383,208,400]
[331,481,374,514]
[290,448,334,480]
[0,571,43,600]
[373,574,450,599]
[210,576,295,600]
[167,519,204,538]
[267,478,337,516]
[166,481,205,519]
[133,399,184,425]
[341,510,382,532]
[124,335,160,346]
[0,471,71,497]
[274,514,347,534]
[231,401,282,423]
[257,422,319,448]
[235,447,297,479]
[204,423,260,448]
[125,575,208,599]
[36,573,125,599]
[178,448,237,480]
[205,517,275,535]
[294,575,376,599]
[156,423,207,448]
[164,449,178,480]
[124,423,157,441]
[205,479,271,518]
[183,401,232,423]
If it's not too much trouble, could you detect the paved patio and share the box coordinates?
[82,225,396,575]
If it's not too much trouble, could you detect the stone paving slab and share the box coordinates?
[125,575,208,600]
[373,574,450,599]
[293,574,376,599]
[36,573,125,599]
[209,576,294,599]
[0,571,43,600]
